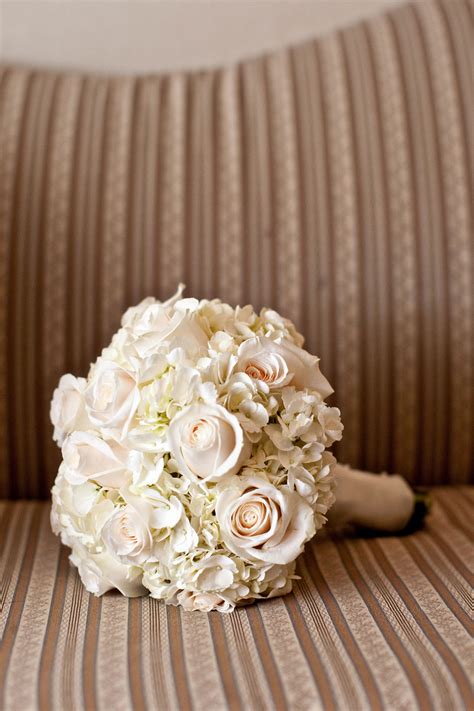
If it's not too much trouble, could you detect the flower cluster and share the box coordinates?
[50,286,342,612]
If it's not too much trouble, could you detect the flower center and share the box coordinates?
[233,498,271,536]
[95,372,117,410]
[120,515,138,543]
[186,418,215,449]
[245,362,275,383]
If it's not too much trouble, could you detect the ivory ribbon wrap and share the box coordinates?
[328,464,415,532]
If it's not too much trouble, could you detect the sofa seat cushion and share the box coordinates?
[1,487,472,710]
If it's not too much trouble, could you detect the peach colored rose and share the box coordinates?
[237,337,333,398]
[216,475,315,564]
[168,403,249,482]
[101,504,153,565]
[50,374,90,445]
[85,360,139,436]
[62,432,130,488]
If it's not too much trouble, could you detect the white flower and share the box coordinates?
[198,352,238,387]
[286,465,319,501]
[315,405,344,446]
[85,360,139,437]
[50,467,115,549]
[120,284,186,328]
[127,450,164,487]
[237,338,290,389]
[259,308,305,347]
[62,432,130,488]
[237,337,333,398]
[221,373,271,438]
[199,300,257,341]
[216,475,315,564]
[264,425,294,451]
[142,565,179,602]
[50,374,90,445]
[70,546,145,597]
[208,331,236,354]
[172,515,200,553]
[131,486,183,529]
[168,403,249,482]
[101,503,154,565]
[249,560,297,598]
[124,292,207,359]
[153,514,199,566]
[72,480,103,516]
[193,554,238,591]
[175,590,234,613]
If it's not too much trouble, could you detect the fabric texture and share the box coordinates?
[1,488,472,710]
[0,0,472,498]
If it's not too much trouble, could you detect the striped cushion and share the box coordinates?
[1,488,472,709]
[0,0,472,498]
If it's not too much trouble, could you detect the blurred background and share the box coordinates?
[2,0,403,73]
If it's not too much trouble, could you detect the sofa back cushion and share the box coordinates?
[0,0,472,497]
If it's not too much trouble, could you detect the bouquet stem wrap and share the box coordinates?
[329,464,416,532]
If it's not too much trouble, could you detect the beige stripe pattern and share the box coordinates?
[0,487,471,710]
[0,0,472,497]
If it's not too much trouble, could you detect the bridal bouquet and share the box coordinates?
[50,286,418,613]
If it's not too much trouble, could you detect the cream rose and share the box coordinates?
[123,292,208,359]
[237,337,333,398]
[50,374,90,445]
[168,403,249,481]
[120,283,185,328]
[62,432,130,488]
[70,546,145,597]
[85,360,139,436]
[101,503,154,565]
[216,475,315,564]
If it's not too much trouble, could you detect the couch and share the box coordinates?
[0,0,472,708]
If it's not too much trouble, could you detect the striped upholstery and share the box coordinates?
[0,0,472,498]
[1,488,472,710]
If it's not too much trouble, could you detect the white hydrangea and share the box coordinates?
[50,285,343,612]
